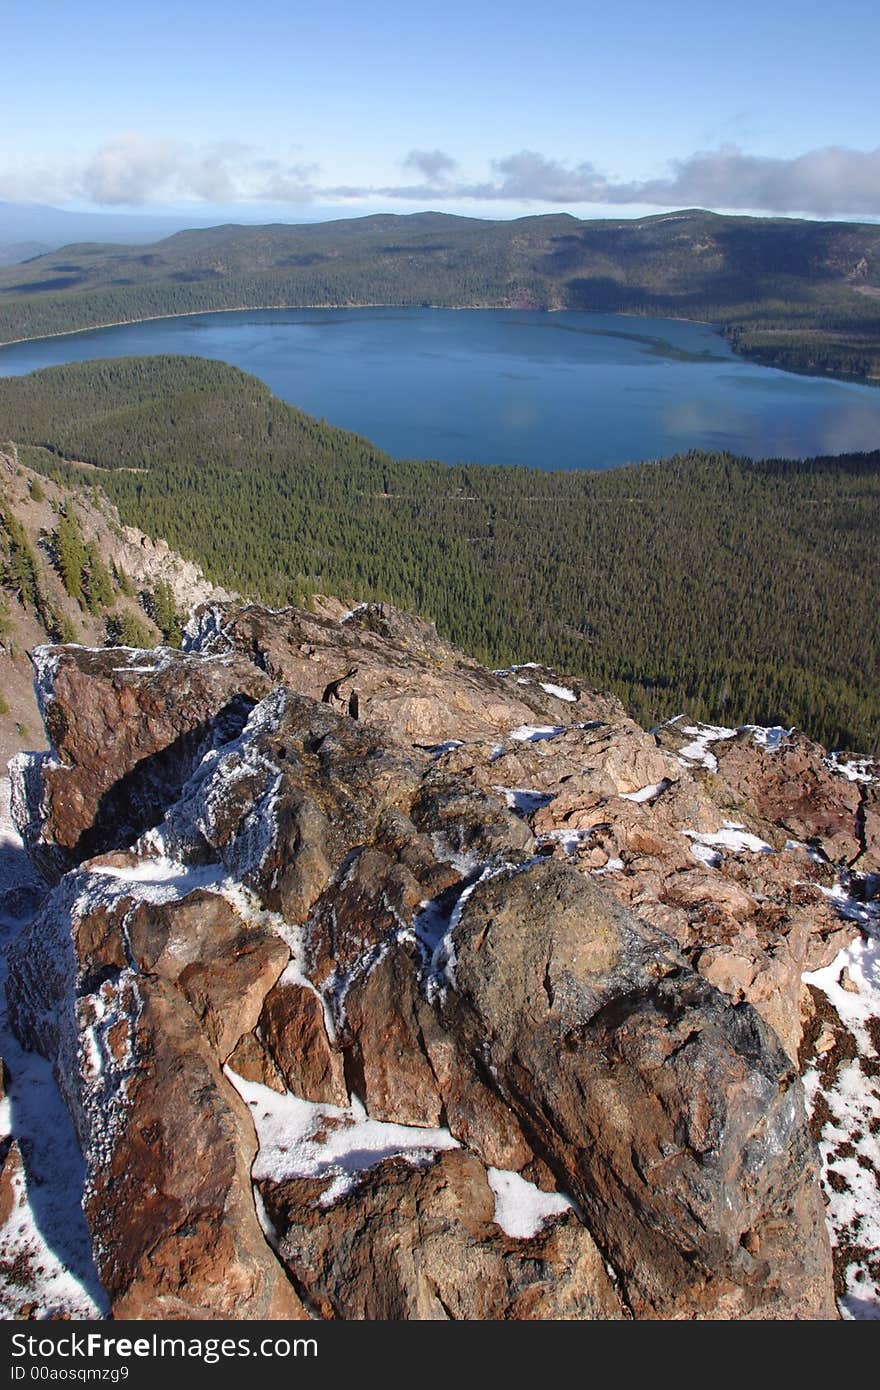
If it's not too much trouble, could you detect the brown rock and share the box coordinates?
[714,732,863,863]
[415,997,534,1171]
[261,1148,624,1320]
[344,945,443,1127]
[7,878,304,1321]
[260,979,347,1106]
[191,601,605,747]
[15,645,271,877]
[443,859,836,1319]
[0,1141,25,1228]
[226,1032,286,1094]
[125,890,290,1062]
[96,980,306,1320]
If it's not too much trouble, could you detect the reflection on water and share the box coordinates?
[1,307,878,471]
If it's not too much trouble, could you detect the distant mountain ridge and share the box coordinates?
[1,208,879,379]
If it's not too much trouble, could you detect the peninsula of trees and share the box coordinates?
[2,355,877,751]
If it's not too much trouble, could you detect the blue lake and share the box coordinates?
[2,307,880,469]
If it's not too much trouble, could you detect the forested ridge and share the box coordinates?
[2,209,880,381]
[1,355,877,751]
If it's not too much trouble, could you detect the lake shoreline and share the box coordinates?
[2,306,879,470]
[0,301,722,350]
[2,300,878,394]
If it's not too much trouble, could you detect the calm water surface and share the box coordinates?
[2,307,879,469]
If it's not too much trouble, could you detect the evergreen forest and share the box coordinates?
[1,355,877,752]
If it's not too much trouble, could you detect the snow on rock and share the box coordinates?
[494,786,555,817]
[226,1071,459,1207]
[182,603,231,654]
[414,861,527,1000]
[536,826,592,856]
[30,646,62,728]
[487,1168,576,1239]
[744,725,793,750]
[539,682,577,703]
[0,779,107,1319]
[821,883,880,932]
[420,740,464,759]
[339,603,368,624]
[620,778,671,804]
[86,854,226,901]
[676,721,793,772]
[593,857,624,876]
[683,822,774,865]
[802,931,880,1320]
[509,724,566,744]
[826,752,878,785]
[676,723,737,772]
[157,688,288,880]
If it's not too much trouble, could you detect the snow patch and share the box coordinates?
[509,724,566,744]
[415,862,517,999]
[0,779,107,1318]
[676,723,736,772]
[339,602,368,624]
[802,931,880,1319]
[744,724,792,750]
[677,721,792,771]
[182,604,231,654]
[593,857,624,875]
[487,1168,576,1239]
[539,682,577,703]
[683,822,773,863]
[620,778,671,804]
[225,1073,459,1207]
[536,826,592,856]
[420,740,464,759]
[826,752,878,785]
[821,881,880,932]
[494,786,554,817]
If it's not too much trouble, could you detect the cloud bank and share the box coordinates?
[3,136,879,218]
[75,134,318,206]
[374,145,880,218]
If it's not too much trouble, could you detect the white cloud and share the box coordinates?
[634,145,880,218]
[402,148,458,181]
[5,134,880,218]
[72,134,318,207]
[371,145,880,217]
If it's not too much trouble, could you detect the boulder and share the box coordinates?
[11,644,271,877]
[260,1148,624,1320]
[7,873,304,1320]
[713,732,863,863]
[188,601,613,746]
[441,859,836,1319]
[260,979,347,1106]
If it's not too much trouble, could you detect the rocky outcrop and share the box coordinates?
[713,731,870,867]
[187,601,622,746]
[7,868,302,1320]
[261,1149,624,1320]
[441,861,835,1319]
[12,644,271,878]
[7,602,872,1320]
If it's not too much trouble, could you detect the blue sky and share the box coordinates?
[4,0,879,220]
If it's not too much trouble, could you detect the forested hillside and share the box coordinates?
[1,355,877,751]
[2,209,880,380]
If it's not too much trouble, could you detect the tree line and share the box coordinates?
[0,354,877,751]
